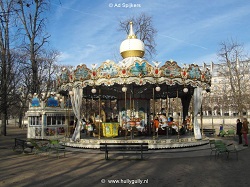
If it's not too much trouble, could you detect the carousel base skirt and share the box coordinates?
[63,135,209,149]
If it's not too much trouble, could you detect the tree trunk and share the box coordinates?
[18,112,23,129]
[1,113,7,136]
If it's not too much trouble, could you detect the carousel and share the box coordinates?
[55,22,211,149]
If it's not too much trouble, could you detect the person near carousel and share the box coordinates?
[241,118,249,146]
[153,116,160,137]
[217,124,226,137]
[236,119,242,144]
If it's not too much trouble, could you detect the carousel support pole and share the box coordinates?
[98,89,101,139]
[122,85,128,139]
[130,93,131,117]
[176,90,180,140]
[133,99,134,117]
[131,92,135,140]
[85,98,87,122]
[66,93,70,138]
[166,94,168,114]
[168,97,171,115]
[160,98,162,113]
[201,104,203,136]
[125,88,127,139]
[166,93,169,138]
[153,88,155,139]
[64,96,68,137]
[191,95,194,134]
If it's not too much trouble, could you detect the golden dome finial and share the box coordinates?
[128,21,137,39]
[120,21,145,59]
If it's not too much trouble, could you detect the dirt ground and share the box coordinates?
[0,124,249,187]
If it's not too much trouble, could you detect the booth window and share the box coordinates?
[29,116,42,126]
[47,116,66,125]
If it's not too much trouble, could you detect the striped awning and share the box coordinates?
[46,113,71,116]
[26,112,40,117]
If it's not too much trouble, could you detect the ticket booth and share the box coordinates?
[26,94,74,139]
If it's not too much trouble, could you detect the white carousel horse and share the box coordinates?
[158,115,168,130]
[172,124,179,132]
[136,119,145,132]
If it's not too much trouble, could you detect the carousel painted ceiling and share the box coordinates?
[57,22,211,100]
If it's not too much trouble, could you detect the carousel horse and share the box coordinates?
[158,115,168,130]
[172,124,178,132]
[135,119,145,132]
[122,116,131,129]
[167,117,179,134]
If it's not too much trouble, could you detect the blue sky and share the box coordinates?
[47,0,250,68]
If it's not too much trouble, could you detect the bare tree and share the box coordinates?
[0,0,58,135]
[217,39,250,118]
[37,49,60,94]
[14,48,59,128]
[9,49,33,128]
[0,0,16,135]
[15,0,50,94]
[118,12,157,59]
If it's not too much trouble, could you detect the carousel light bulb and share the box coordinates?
[122,86,127,92]
[54,96,58,100]
[91,88,96,94]
[69,91,74,95]
[155,86,161,92]
[183,87,188,93]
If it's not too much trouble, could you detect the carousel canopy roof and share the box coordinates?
[57,22,211,100]
[57,60,211,100]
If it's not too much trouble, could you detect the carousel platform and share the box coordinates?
[63,134,209,149]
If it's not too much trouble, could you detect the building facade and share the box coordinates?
[202,60,250,117]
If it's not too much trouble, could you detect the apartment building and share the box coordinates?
[202,60,250,117]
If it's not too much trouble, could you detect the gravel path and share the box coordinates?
[0,124,249,187]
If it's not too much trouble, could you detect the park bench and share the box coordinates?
[202,128,216,135]
[13,138,34,153]
[100,142,148,160]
